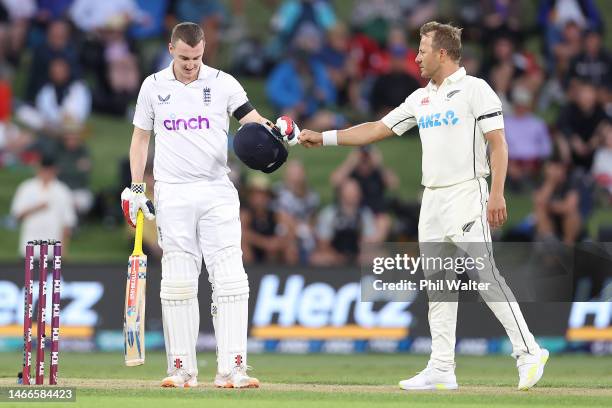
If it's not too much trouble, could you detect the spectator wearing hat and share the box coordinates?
[505,84,552,190]
[10,155,77,257]
[241,175,298,264]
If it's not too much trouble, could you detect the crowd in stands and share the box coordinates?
[2,0,611,262]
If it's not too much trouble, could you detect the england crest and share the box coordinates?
[203,87,211,105]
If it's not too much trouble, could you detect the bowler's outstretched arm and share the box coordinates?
[299,121,395,148]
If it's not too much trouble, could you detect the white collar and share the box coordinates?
[427,67,466,90]
[161,61,212,81]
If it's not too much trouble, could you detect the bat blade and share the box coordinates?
[124,210,147,366]
[124,254,146,366]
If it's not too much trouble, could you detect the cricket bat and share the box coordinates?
[124,210,147,366]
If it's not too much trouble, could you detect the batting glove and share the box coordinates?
[121,183,155,228]
[275,116,300,146]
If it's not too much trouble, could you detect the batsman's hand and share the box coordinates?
[487,193,507,229]
[121,183,155,228]
[275,116,300,146]
[298,129,323,148]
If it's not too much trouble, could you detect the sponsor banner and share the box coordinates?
[1,261,611,353]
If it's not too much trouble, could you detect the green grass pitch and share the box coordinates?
[1,351,611,407]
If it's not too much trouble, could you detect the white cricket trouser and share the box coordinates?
[154,175,241,263]
[419,177,540,370]
[155,175,247,376]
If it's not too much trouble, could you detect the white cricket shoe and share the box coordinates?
[517,348,549,390]
[214,365,260,389]
[399,364,458,391]
[161,368,198,388]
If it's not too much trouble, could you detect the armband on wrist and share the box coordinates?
[322,130,338,146]
[131,182,146,194]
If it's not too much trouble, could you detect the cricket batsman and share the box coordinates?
[120,22,297,388]
[299,21,548,391]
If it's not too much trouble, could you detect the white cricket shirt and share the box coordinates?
[382,67,505,188]
[133,62,248,183]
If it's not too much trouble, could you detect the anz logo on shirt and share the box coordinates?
[418,110,459,129]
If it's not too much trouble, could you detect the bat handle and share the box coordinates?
[132,210,144,256]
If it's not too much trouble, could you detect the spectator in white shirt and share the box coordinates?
[10,155,77,257]
[35,57,91,133]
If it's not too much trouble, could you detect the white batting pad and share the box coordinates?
[207,248,249,376]
[161,252,200,376]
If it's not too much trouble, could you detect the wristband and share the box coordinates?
[131,182,146,194]
[322,130,338,146]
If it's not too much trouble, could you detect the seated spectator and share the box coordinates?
[25,19,81,103]
[92,50,140,117]
[533,156,583,245]
[311,179,377,266]
[269,0,336,58]
[0,0,35,66]
[380,26,422,82]
[350,0,435,46]
[10,155,77,257]
[34,57,91,133]
[53,124,93,216]
[70,1,142,117]
[483,33,542,112]
[552,20,583,78]
[557,80,607,170]
[538,0,603,70]
[266,26,339,131]
[241,175,298,265]
[274,160,320,263]
[567,28,611,88]
[369,44,420,117]
[592,120,612,201]
[317,23,361,110]
[351,0,401,46]
[331,146,398,242]
[505,85,552,190]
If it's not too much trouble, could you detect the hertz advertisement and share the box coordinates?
[0,263,610,354]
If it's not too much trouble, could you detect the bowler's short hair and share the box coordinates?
[420,21,462,62]
[171,22,204,47]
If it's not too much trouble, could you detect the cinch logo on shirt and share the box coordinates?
[163,115,210,131]
[417,110,459,129]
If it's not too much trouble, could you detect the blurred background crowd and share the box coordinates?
[0,0,611,265]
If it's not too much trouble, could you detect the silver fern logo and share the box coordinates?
[446,90,460,100]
